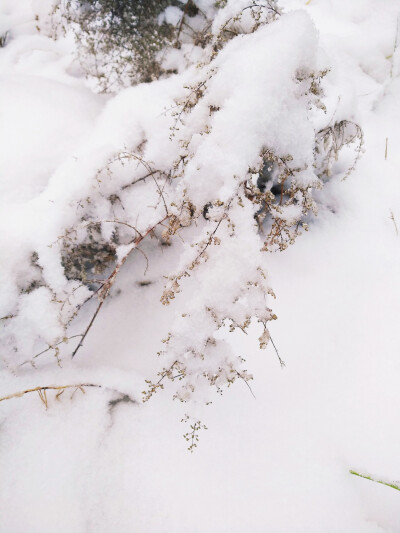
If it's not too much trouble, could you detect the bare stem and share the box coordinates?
[0,383,102,403]
[71,215,169,358]
[270,334,285,367]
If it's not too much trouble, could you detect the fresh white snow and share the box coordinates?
[1,0,400,531]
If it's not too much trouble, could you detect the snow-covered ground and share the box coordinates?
[1,0,400,531]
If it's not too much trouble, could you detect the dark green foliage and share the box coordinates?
[68,0,184,89]
[61,224,117,282]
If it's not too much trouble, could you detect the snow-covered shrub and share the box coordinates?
[315,119,364,181]
[1,2,362,427]
[53,0,282,91]
[52,0,202,90]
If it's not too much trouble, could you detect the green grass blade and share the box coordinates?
[350,470,400,492]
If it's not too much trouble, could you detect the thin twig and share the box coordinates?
[103,219,143,238]
[121,170,158,190]
[174,0,190,47]
[390,210,398,236]
[270,334,285,367]
[132,246,149,275]
[71,215,168,358]
[151,174,169,215]
[0,383,102,403]
[19,335,83,367]
[235,371,256,399]
[72,301,105,357]
[194,201,231,262]
[242,2,280,17]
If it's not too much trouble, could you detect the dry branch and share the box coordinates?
[0,383,102,403]
[72,215,169,357]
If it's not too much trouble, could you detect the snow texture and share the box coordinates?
[1,0,400,531]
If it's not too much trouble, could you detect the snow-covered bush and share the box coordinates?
[1,1,362,433]
[52,0,213,90]
[55,0,183,89]
[53,0,283,91]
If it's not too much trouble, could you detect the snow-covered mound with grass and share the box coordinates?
[1,0,400,532]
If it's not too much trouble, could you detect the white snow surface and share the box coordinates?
[1,0,400,532]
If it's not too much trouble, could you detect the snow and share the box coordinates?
[180,10,319,205]
[1,0,400,532]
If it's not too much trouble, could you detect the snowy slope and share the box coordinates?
[1,1,400,532]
